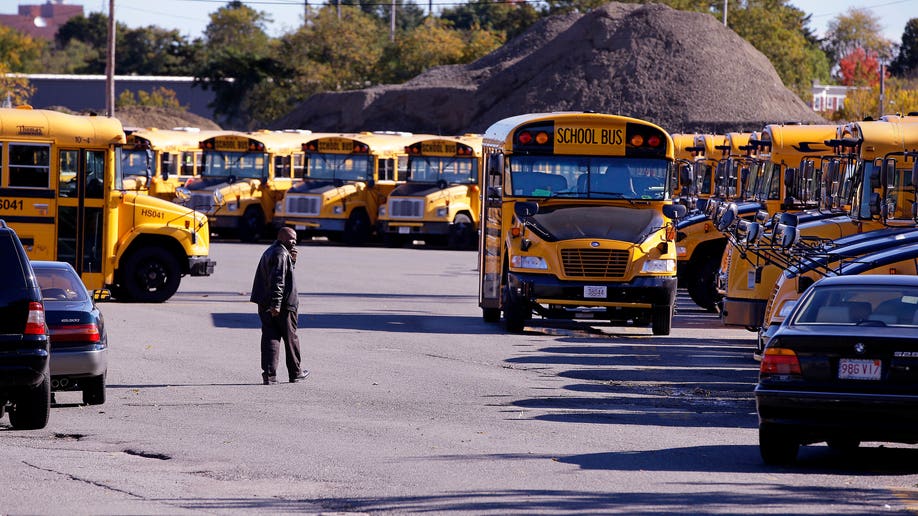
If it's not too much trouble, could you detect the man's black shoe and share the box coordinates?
[263,374,277,385]
[290,370,309,383]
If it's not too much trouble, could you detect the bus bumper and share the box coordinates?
[379,221,450,236]
[507,272,676,318]
[189,256,216,277]
[721,297,765,329]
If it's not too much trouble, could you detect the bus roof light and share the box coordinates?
[647,135,661,147]
[535,132,550,145]
[518,131,533,145]
[630,134,645,147]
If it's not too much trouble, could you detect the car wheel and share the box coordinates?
[759,424,799,465]
[9,375,50,430]
[482,307,500,323]
[82,374,106,406]
[503,289,528,334]
[122,247,181,303]
[651,305,672,336]
[239,206,265,243]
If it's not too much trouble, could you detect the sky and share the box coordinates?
[17,0,918,42]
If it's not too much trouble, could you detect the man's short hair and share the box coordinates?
[278,227,297,242]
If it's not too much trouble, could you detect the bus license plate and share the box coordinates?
[838,358,881,380]
[584,286,607,299]
[398,226,410,234]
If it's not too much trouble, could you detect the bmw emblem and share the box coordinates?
[854,342,866,354]
[590,242,600,248]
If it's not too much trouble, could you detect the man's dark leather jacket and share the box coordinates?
[250,241,298,312]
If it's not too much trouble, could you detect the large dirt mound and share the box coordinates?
[114,106,222,131]
[274,2,824,134]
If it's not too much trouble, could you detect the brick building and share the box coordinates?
[0,1,83,40]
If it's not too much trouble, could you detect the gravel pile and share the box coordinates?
[273,2,825,135]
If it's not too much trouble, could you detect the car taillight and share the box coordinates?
[24,302,46,335]
[760,347,801,377]
[51,323,101,343]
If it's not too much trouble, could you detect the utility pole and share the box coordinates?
[336,0,340,20]
[105,0,115,117]
[390,0,395,42]
[879,63,887,118]
[723,0,728,26]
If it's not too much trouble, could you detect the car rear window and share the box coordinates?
[792,285,918,326]
[34,266,89,302]
[0,232,29,294]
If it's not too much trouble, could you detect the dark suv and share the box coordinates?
[0,220,51,429]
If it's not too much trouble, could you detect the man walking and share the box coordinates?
[250,227,308,384]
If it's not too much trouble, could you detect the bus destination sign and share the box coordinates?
[420,140,458,157]
[317,138,354,154]
[213,136,251,152]
[554,124,625,155]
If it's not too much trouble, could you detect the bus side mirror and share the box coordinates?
[679,166,691,187]
[784,168,796,187]
[367,179,375,189]
[870,192,882,217]
[781,225,799,249]
[488,186,502,199]
[514,201,539,218]
[662,203,687,220]
[869,166,881,189]
[488,158,501,176]
[695,198,709,214]
[716,203,737,232]
[755,210,769,223]
[912,161,918,188]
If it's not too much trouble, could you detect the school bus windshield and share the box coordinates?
[307,154,372,182]
[507,156,669,200]
[202,151,268,179]
[121,149,151,176]
[408,156,478,184]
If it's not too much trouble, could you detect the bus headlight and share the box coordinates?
[213,190,225,206]
[378,206,386,217]
[641,259,675,274]
[436,207,449,218]
[510,255,548,270]
[676,245,687,257]
[227,202,238,212]
[333,205,344,214]
[275,201,283,214]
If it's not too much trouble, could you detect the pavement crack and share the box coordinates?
[22,461,145,499]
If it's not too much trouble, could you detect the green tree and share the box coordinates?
[440,0,541,40]
[462,24,505,62]
[394,19,466,80]
[39,39,99,74]
[332,0,426,31]
[195,1,285,128]
[823,7,894,66]
[0,62,35,106]
[728,0,830,100]
[890,18,918,78]
[119,27,202,76]
[0,25,44,72]
[116,87,185,109]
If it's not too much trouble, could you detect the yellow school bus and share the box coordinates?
[719,124,841,329]
[377,134,482,249]
[174,130,307,241]
[478,112,686,335]
[276,131,425,244]
[0,107,215,302]
[122,128,223,201]
[675,132,755,311]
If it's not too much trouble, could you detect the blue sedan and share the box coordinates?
[755,274,918,464]
[31,261,108,406]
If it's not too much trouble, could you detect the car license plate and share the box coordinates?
[838,358,882,380]
[584,286,607,299]
[398,226,410,234]
[295,224,305,230]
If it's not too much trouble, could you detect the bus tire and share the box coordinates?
[447,214,476,250]
[482,307,500,323]
[10,375,50,430]
[651,305,672,336]
[344,210,371,245]
[122,247,181,303]
[687,256,721,312]
[503,293,528,334]
[82,374,106,406]
[239,206,265,243]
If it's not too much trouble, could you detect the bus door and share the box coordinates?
[479,152,504,312]
[57,148,106,286]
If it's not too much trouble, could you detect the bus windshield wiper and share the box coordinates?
[589,191,635,204]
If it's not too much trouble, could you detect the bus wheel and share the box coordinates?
[344,211,371,245]
[239,206,264,243]
[123,247,181,303]
[651,305,672,336]
[503,292,528,333]
[687,257,721,312]
[448,214,476,250]
[482,307,500,323]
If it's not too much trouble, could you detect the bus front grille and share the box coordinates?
[286,195,321,216]
[389,198,424,218]
[561,248,629,278]
[190,194,215,213]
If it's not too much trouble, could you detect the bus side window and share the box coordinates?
[181,152,196,176]
[59,150,79,197]
[274,155,290,179]
[379,158,395,181]
[293,154,304,179]
[85,151,105,199]
[10,143,50,188]
[160,152,173,178]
